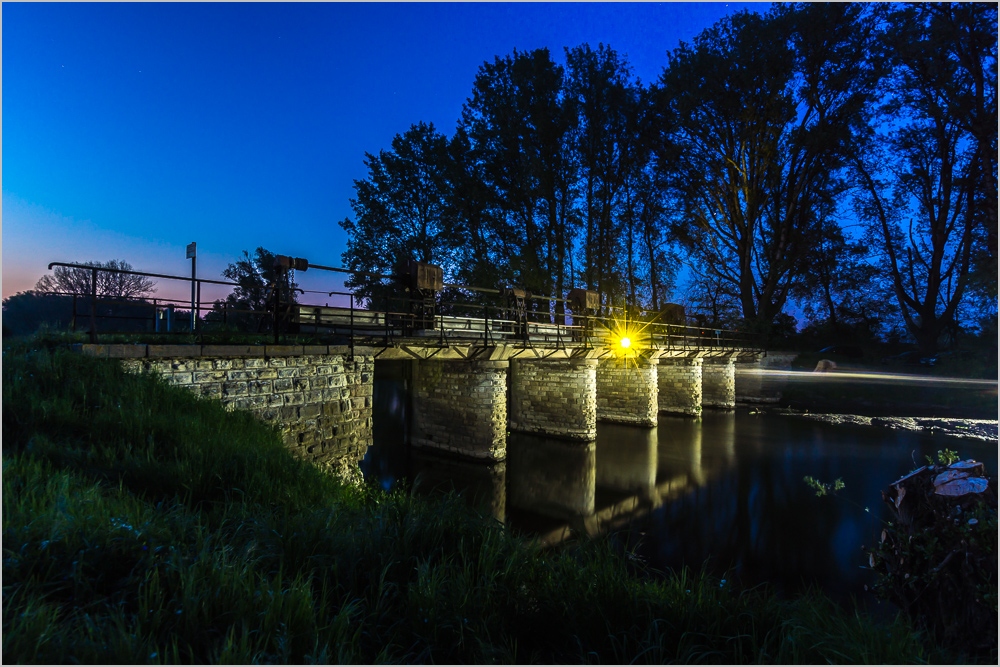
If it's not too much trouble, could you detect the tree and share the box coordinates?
[852,3,996,355]
[459,47,579,310]
[565,43,642,307]
[681,271,742,329]
[924,3,998,300]
[35,259,156,299]
[340,122,455,301]
[791,219,895,342]
[655,5,880,334]
[2,292,76,336]
[211,247,297,330]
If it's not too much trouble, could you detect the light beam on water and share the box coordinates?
[754,368,997,388]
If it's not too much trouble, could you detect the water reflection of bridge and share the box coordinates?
[409,415,737,546]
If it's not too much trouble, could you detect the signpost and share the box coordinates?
[186,242,197,331]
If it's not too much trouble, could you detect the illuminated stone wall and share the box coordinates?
[702,355,736,409]
[509,358,597,440]
[657,357,703,416]
[595,356,658,426]
[411,360,508,460]
[85,344,374,482]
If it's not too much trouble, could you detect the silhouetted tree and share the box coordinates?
[2,292,75,336]
[655,5,880,335]
[35,259,156,299]
[852,3,996,355]
[340,122,456,302]
[459,47,579,310]
[565,43,643,307]
[210,248,297,331]
[791,219,895,342]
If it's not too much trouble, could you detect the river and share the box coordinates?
[361,363,998,605]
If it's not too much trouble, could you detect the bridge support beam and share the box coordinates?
[411,360,508,460]
[657,357,703,416]
[702,355,736,409]
[596,356,658,426]
[509,358,597,440]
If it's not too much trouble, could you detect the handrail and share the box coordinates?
[41,257,764,352]
[47,261,238,287]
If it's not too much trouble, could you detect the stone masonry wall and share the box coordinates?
[509,358,597,440]
[702,356,736,409]
[411,360,508,460]
[595,357,658,427]
[88,344,375,480]
[657,358,703,416]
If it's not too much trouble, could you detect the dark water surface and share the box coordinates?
[361,364,998,604]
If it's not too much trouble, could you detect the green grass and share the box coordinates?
[3,340,950,663]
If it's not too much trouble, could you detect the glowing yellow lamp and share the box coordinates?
[619,336,632,349]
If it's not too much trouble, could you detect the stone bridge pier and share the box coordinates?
[410,359,508,460]
[702,354,737,409]
[595,356,659,427]
[657,356,703,416]
[509,358,598,440]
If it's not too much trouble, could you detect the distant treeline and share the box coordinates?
[340,3,997,353]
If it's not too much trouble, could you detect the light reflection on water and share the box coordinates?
[361,363,998,602]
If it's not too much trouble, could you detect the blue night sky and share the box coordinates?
[3,2,756,303]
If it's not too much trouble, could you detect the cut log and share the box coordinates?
[934,476,989,497]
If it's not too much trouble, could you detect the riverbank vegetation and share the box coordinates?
[2,341,956,663]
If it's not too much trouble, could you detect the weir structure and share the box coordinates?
[79,340,782,474]
[55,254,777,472]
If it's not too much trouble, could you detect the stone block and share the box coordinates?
[266,345,303,357]
[107,344,148,358]
[148,345,201,358]
[168,372,194,385]
[200,383,222,399]
[200,345,265,357]
[193,371,225,384]
[222,382,248,397]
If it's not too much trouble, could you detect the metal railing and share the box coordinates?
[40,260,763,353]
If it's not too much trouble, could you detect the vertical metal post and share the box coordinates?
[273,269,282,345]
[186,242,197,332]
[195,281,201,334]
[384,294,390,346]
[71,294,77,333]
[349,294,355,358]
[89,267,98,343]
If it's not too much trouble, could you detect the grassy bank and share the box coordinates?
[3,341,947,663]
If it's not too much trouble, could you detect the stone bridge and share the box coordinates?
[78,342,795,476]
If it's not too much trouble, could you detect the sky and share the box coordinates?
[3,2,758,305]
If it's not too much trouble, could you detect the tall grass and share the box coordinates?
[3,341,945,663]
